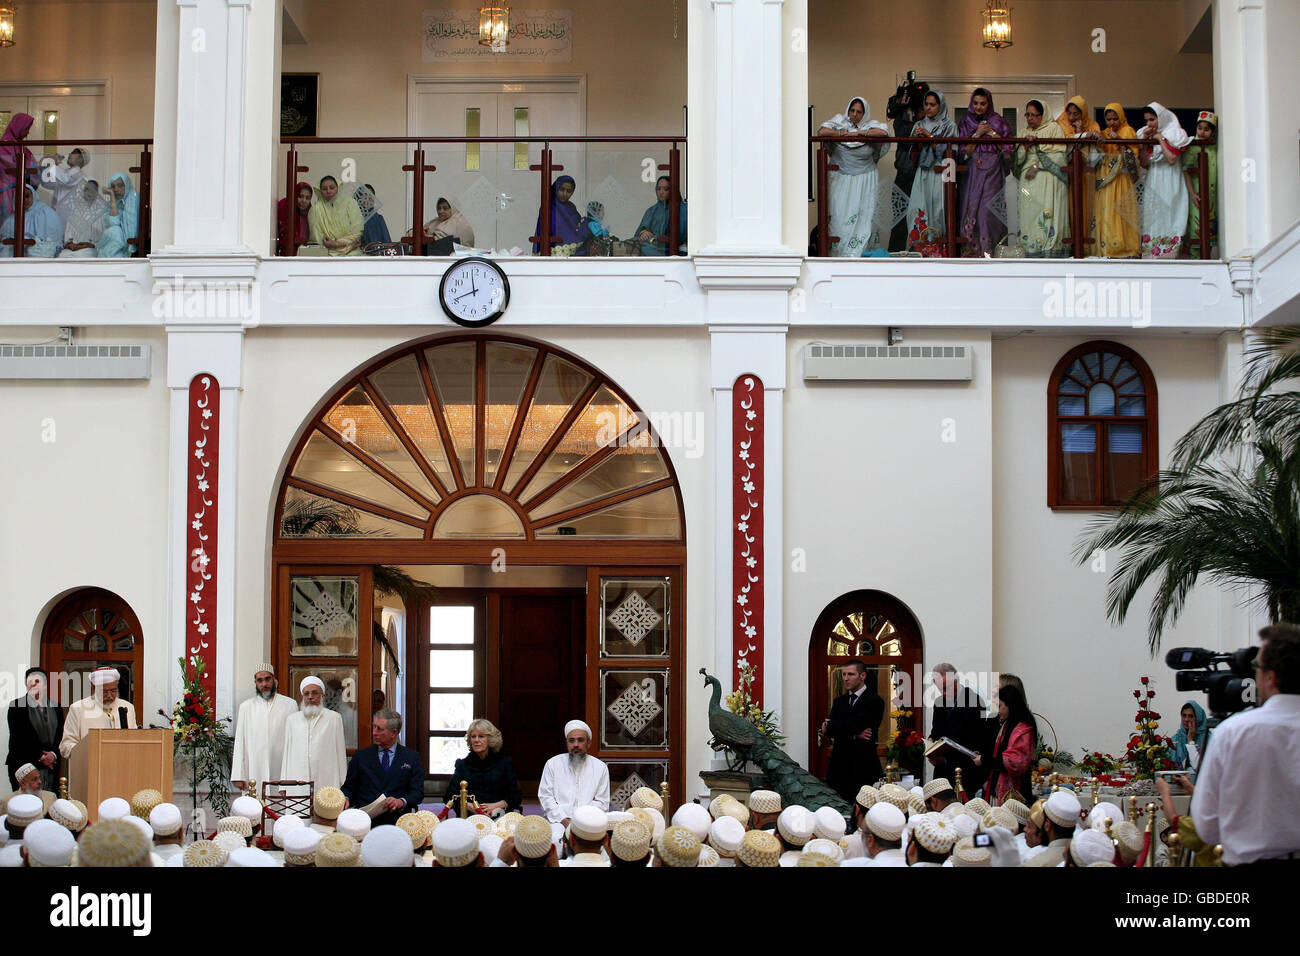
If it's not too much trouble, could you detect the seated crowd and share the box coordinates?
[0,116,141,258]
[817,78,1218,259]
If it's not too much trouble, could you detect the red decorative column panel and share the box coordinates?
[733,375,764,699]
[186,374,219,700]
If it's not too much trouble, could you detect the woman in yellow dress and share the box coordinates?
[1090,103,1141,258]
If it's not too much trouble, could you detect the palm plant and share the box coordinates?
[1075,328,1300,654]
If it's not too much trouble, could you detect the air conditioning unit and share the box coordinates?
[0,344,151,380]
[802,343,972,382]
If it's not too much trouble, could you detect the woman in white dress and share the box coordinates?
[1137,102,1190,259]
[819,97,889,257]
[903,90,958,248]
[57,178,106,258]
[1011,100,1070,257]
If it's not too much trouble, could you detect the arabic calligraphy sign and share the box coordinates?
[423,9,573,62]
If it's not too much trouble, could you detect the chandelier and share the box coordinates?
[479,3,510,49]
[981,1,1012,50]
[0,6,15,48]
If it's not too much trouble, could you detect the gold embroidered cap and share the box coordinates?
[628,786,663,811]
[747,789,782,814]
[77,819,152,867]
[130,788,163,819]
[183,840,229,867]
[314,786,346,820]
[611,819,652,862]
[736,828,781,867]
[513,815,554,860]
[923,778,954,800]
[656,825,701,867]
[316,831,362,867]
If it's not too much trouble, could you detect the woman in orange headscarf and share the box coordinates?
[1053,96,1101,256]
[1090,103,1141,258]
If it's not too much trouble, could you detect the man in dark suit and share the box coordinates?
[341,708,426,827]
[821,659,885,803]
[928,662,987,796]
[6,667,65,794]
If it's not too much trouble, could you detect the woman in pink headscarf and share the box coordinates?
[957,89,1012,256]
[0,113,41,219]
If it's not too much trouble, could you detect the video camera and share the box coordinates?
[1165,646,1258,720]
[887,70,929,120]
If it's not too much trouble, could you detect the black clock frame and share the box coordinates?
[438,256,511,328]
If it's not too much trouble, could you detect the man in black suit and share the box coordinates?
[821,660,885,804]
[341,708,426,827]
[927,662,987,796]
[6,667,65,794]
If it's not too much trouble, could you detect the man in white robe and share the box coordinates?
[537,719,609,827]
[59,667,138,759]
[230,663,297,789]
[280,675,348,789]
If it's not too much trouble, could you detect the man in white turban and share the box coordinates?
[59,668,137,759]
[538,719,609,827]
[230,664,298,789]
[279,676,348,790]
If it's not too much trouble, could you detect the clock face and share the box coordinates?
[439,257,510,328]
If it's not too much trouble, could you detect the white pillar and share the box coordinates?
[165,326,243,719]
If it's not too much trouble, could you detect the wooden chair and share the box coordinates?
[261,780,314,832]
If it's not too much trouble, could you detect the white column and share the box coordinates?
[703,0,795,253]
[165,326,243,719]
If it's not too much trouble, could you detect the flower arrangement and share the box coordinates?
[1124,676,1176,779]
[886,729,926,769]
[725,660,785,747]
[159,656,235,823]
[1080,750,1117,776]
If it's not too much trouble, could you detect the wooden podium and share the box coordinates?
[68,729,173,823]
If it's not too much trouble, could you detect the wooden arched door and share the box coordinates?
[808,590,923,781]
[41,588,145,719]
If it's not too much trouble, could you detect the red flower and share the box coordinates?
[194,704,206,717]
[1133,690,1141,698]
[1140,676,1149,685]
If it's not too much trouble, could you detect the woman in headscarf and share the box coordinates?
[307,175,364,256]
[1012,100,1070,257]
[1,184,63,257]
[95,173,140,258]
[818,96,890,256]
[903,89,958,247]
[422,197,475,248]
[1169,700,1211,773]
[1181,110,1218,256]
[635,175,688,256]
[532,174,586,256]
[1137,102,1191,259]
[0,113,41,219]
[1090,103,1141,258]
[39,148,90,219]
[276,181,312,255]
[57,178,106,257]
[355,184,392,247]
[1054,95,1100,254]
[957,88,1012,256]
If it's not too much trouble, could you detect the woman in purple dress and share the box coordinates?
[957,88,1012,256]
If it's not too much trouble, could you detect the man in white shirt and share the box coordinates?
[1191,625,1300,865]
[860,802,908,865]
[537,719,609,827]
[59,667,137,758]
[280,675,348,790]
[230,664,298,789]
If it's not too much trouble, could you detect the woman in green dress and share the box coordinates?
[1011,100,1070,257]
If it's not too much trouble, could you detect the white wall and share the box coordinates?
[992,332,1234,760]
[1263,0,1300,238]
[782,328,995,765]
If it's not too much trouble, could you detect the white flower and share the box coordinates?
[736,594,748,607]
[197,479,209,492]
[197,623,209,636]
[743,480,755,494]
[191,518,202,531]
[744,625,757,638]
[189,591,201,604]
[736,520,748,533]
[738,449,750,461]
[746,556,757,568]
[746,409,756,421]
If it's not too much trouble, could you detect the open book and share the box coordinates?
[924,736,978,761]
[361,795,390,818]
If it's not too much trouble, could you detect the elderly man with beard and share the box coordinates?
[280,676,348,790]
[230,664,298,790]
[59,667,137,759]
[538,719,610,827]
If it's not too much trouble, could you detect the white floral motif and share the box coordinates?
[606,590,663,647]
[610,772,650,810]
[296,590,352,641]
[607,678,662,738]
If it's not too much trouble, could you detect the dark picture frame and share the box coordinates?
[281,73,319,137]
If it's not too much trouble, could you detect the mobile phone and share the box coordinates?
[973,833,992,847]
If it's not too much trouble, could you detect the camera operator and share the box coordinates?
[886,72,930,252]
[1191,624,1300,865]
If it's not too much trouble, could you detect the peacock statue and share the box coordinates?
[700,668,853,823]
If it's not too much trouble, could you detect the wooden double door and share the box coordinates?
[413,588,585,795]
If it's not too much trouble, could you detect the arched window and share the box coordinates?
[1048,341,1157,508]
[41,588,144,719]
[807,590,923,782]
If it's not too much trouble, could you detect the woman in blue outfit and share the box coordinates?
[532,174,587,256]
[95,173,140,258]
[1169,699,1211,773]
[635,175,687,256]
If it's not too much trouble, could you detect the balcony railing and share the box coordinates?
[2,139,152,259]
[811,133,1215,260]
[280,136,685,257]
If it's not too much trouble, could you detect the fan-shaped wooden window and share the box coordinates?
[277,336,683,541]
[42,588,144,718]
[1048,341,1158,509]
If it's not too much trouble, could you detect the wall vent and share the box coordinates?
[0,344,151,380]
[802,343,972,381]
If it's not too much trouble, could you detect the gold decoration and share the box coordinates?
[980,1,1012,50]
[456,780,479,819]
[478,3,509,49]
[59,775,68,800]
[0,7,14,48]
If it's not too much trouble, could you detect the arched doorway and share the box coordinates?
[808,590,923,781]
[41,588,145,719]
[272,333,686,806]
